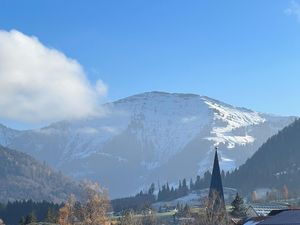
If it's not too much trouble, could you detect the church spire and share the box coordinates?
[209,147,225,208]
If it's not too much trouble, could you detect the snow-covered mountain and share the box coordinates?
[0,92,295,198]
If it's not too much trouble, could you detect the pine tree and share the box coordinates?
[221,170,226,179]
[189,178,194,190]
[166,183,170,192]
[25,212,37,224]
[157,188,162,201]
[195,175,201,189]
[182,179,188,196]
[19,217,25,225]
[45,207,56,223]
[148,183,155,195]
[231,193,246,218]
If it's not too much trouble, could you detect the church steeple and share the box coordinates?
[209,147,225,207]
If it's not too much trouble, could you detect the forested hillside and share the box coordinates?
[0,145,84,203]
[224,119,300,194]
[0,201,60,225]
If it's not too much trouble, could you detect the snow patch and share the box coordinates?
[203,98,265,148]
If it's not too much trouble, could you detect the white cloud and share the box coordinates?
[95,79,108,97]
[0,30,108,123]
[285,1,300,22]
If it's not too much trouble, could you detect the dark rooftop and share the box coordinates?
[258,210,300,225]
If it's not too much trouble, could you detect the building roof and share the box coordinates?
[246,205,260,217]
[244,221,260,225]
[243,216,267,225]
[258,210,300,225]
[246,203,289,217]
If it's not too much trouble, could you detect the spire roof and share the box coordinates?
[209,149,225,206]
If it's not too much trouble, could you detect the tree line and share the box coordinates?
[0,200,60,225]
[0,182,110,225]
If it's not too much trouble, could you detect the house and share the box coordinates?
[257,210,300,225]
[246,205,259,218]
[245,203,289,217]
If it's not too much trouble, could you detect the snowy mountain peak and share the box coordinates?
[202,97,266,148]
[0,91,295,197]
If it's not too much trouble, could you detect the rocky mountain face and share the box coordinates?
[0,92,295,198]
[0,145,84,203]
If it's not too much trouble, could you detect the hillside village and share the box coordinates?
[3,127,300,225]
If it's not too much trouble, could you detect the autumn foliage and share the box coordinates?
[59,182,110,225]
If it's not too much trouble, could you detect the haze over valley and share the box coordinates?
[0,91,295,198]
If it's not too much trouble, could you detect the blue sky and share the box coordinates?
[1,0,300,128]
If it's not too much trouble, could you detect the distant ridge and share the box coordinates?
[0,145,84,203]
[0,91,295,197]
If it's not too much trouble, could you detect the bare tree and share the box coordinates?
[283,185,289,200]
[141,209,157,225]
[197,191,230,225]
[251,191,258,203]
[59,194,77,225]
[58,182,110,225]
[81,183,110,225]
[119,210,142,225]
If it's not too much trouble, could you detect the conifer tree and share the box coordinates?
[25,212,37,224]
[231,193,246,218]
[195,175,201,190]
[166,183,170,193]
[148,183,155,195]
[182,178,188,195]
[19,217,25,225]
[189,178,194,190]
[45,207,56,223]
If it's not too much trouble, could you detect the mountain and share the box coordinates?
[0,145,84,203]
[224,119,300,194]
[0,92,295,198]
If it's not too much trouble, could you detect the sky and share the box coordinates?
[1,0,300,129]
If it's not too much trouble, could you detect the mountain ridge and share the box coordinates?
[0,145,84,203]
[224,119,300,195]
[0,91,296,197]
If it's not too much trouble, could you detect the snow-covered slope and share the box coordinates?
[1,92,295,197]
